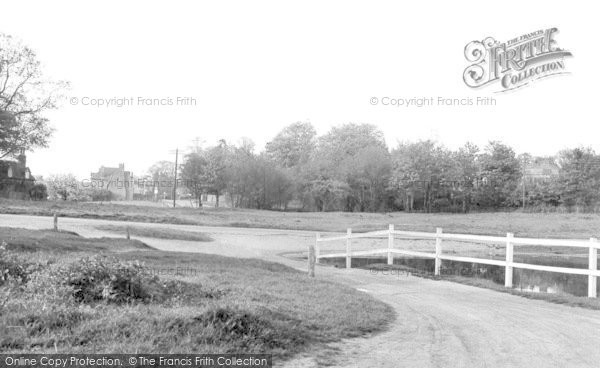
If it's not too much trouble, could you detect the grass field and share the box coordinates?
[2,199,600,239]
[0,227,393,358]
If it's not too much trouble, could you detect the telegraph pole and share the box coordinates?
[172,148,178,208]
[522,157,526,210]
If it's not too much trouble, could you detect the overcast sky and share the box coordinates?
[2,0,597,178]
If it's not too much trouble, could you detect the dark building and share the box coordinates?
[0,151,35,199]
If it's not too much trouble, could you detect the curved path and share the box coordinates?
[1,214,599,367]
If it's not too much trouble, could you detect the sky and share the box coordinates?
[1,0,597,179]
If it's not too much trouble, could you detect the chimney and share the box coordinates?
[17,150,26,167]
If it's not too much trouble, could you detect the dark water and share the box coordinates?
[320,255,598,297]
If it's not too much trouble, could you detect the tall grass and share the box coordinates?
[0,228,394,357]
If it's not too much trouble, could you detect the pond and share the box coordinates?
[319,255,598,297]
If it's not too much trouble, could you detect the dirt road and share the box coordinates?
[1,214,599,367]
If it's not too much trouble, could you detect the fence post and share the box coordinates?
[346,228,352,269]
[434,228,442,276]
[589,238,598,298]
[126,226,131,240]
[315,233,321,264]
[505,233,514,288]
[387,224,394,265]
[53,213,58,231]
[308,243,316,277]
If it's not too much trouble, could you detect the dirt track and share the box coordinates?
[1,214,600,368]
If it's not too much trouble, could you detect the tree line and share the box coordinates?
[174,122,600,213]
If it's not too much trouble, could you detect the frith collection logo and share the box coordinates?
[463,28,572,92]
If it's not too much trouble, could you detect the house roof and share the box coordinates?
[100,166,122,175]
[91,165,132,178]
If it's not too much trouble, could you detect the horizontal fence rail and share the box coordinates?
[311,225,599,298]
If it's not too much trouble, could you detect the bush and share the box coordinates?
[192,306,310,353]
[0,242,38,286]
[29,183,48,201]
[56,256,174,304]
[85,189,113,202]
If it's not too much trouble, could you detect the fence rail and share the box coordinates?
[310,225,599,298]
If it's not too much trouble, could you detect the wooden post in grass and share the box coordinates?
[434,228,442,276]
[346,228,352,269]
[53,213,58,231]
[387,224,394,265]
[126,226,131,240]
[315,232,321,264]
[589,238,598,298]
[308,243,316,277]
[505,233,514,288]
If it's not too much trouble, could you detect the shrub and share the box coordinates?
[193,306,309,352]
[0,242,35,286]
[55,256,177,304]
[29,183,48,201]
[85,189,113,202]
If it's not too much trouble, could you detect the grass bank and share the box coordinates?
[94,224,213,242]
[0,227,394,359]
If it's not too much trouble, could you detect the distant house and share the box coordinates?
[524,158,560,182]
[90,163,133,200]
[0,152,35,200]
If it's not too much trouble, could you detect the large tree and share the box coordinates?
[308,123,389,211]
[341,146,392,211]
[475,141,521,208]
[316,123,387,167]
[265,121,316,168]
[0,33,67,158]
[556,147,600,211]
[391,140,449,212]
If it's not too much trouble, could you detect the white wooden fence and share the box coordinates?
[313,225,600,298]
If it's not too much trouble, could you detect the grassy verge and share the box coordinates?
[95,224,213,242]
[0,227,394,359]
[0,226,150,253]
[2,199,600,238]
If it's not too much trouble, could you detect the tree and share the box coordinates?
[476,141,521,208]
[225,145,254,208]
[341,146,392,211]
[0,34,67,158]
[202,141,229,207]
[391,140,449,212]
[307,123,388,211]
[266,121,316,168]
[556,147,600,211]
[45,174,83,201]
[307,179,349,212]
[452,142,480,213]
[180,152,207,207]
[316,123,387,167]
